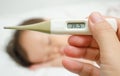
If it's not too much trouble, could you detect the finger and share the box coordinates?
[102,16,120,41]
[62,58,100,76]
[68,35,98,48]
[88,12,120,63]
[84,16,120,41]
[68,35,92,47]
[64,46,100,62]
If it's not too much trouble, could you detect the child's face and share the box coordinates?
[19,31,69,64]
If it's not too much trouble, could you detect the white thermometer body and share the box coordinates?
[51,18,117,35]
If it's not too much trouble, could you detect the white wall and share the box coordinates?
[0,0,119,18]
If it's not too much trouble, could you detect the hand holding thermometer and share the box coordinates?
[4,18,117,35]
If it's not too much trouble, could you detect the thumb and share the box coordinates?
[88,12,120,60]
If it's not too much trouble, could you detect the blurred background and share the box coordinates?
[0,0,120,76]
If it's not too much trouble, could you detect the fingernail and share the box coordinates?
[90,12,104,24]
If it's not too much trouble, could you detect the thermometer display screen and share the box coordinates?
[67,22,85,29]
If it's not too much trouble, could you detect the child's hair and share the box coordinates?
[6,18,45,67]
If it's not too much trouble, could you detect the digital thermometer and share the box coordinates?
[4,18,117,35]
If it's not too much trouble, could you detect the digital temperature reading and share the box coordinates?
[67,22,85,29]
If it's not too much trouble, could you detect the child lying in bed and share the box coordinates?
[6,18,69,70]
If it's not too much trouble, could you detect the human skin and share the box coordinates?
[19,31,69,70]
[62,12,120,76]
